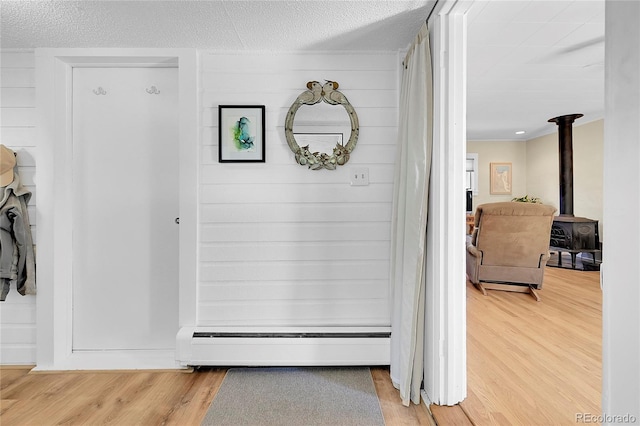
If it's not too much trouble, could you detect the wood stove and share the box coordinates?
[550,216,600,269]
[547,114,601,270]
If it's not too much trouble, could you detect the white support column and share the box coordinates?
[602,1,640,421]
[422,0,471,406]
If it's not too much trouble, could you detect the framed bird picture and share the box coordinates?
[218,105,265,163]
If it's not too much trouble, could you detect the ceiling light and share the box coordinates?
[515,130,526,135]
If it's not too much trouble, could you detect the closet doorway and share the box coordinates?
[71,67,179,351]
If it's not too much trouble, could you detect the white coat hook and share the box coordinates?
[93,87,107,95]
[146,86,160,95]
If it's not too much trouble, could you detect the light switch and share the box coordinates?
[350,168,369,186]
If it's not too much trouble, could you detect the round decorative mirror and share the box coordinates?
[284,81,359,170]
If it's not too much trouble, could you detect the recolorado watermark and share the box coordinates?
[576,413,638,423]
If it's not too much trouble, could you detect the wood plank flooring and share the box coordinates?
[432,266,602,425]
[0,366,432,425]
[1,266,601,425]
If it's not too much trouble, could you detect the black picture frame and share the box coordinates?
[218,105,265,163]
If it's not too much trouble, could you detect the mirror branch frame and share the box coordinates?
[284,81,359,170]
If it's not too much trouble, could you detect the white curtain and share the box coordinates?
[390,22,433,406]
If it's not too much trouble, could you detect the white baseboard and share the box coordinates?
[176,326,391,367]
[31,349,186,371]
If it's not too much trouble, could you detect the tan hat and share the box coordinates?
[0,144,16,187]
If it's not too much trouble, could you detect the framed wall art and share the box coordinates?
[218,105,265,163]
[490,162,512,195]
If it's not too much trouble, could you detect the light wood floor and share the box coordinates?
[1,266,600,426]
[0,366,432,425]
[432,266,602,425]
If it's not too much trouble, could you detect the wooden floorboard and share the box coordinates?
[432,266,602,425]
[371,368,435,426]
[430,403,473,425]
[1,266,600,426]
[0,366,434,425]
[0,368,228,425]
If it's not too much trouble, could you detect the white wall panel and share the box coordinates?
[202,89,397,108]
[200,222,391,243]
[201,261,388,283]
[199,280,389,300]
[201,106,397,127]
[0,128,36,147]
[197,51,398,327]
[0,108,35,127]
[201,144,396,166]
[202,124,398,147]
[200,203,392,222]
[0,50,37,365]
[1,88,35,107]
[1,51,34,68]
[1,69,36,87]
[200,52,396,72]
[200,183,393,204]
[200,70,396,91]
[200,242,390,262]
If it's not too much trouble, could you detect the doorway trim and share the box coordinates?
[34,49,198,370]
[421,0,473,406]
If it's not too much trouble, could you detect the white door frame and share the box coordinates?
[422,0,473,406]
[34,49,198,370]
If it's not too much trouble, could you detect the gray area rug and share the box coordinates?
[201,367,386,426]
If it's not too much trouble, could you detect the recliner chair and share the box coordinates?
[466,202,557,301]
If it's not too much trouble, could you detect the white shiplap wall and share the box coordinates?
[0,50,37,364]
[198,52,398,327]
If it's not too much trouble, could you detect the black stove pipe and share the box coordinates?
[548,114,583,216]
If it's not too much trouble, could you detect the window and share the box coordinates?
[466,153,478,195]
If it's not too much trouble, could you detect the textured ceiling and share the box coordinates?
[0,0,604,141]
[467,0,605,140]
[0,1,434,51]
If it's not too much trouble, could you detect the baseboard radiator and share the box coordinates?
[176,327,391,367]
